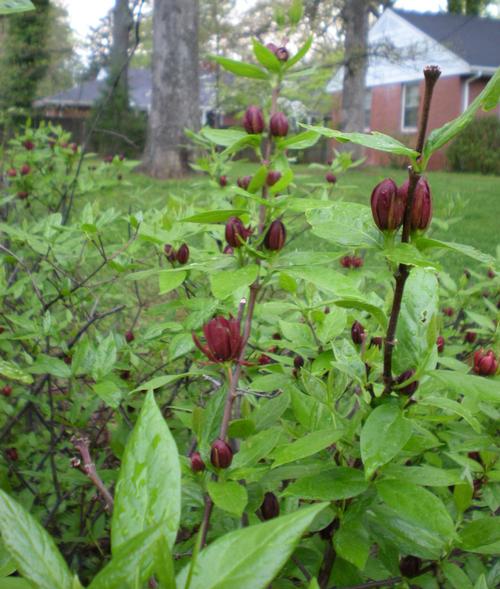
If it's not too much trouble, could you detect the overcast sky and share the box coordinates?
[61,0,450,42]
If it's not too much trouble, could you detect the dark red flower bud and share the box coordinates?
[436,336,445,353]
[193,315,244,363]
[370,336,383,349]
[487,269,495,279]
[119,153,125,161]
[272,332,282,340]
[258,354,272,365]
[265,42,278,54]
[1,385,12,397]
[464,269,471,279]
[23,140,34,150]
[266,170,282,187]
[237,176,252,190]
[6,448,18,461]
[17,191,29,200]
[465,331,477,344]
[210,439,233,468]
[61,142,69,149]
[0,326,4,334]
[351,321,365,345]
[6,168,17,177]
[63,354,72,365]
[223,245,234,255]
[293,355,304,369]
[264,220,286,251]
[352,256,363,268]
[396,369,419,395]
[190,451,205,472]
[20,164,30,176]
[120,370,131,380]
[371,178,404,231]
[324,306,330,314]
[260,492,280,520]
[275,47,289,61]
[398,177,432,231]
[399,556,422,578]
[468,451,481,463]
[176,243,190,265]
[325,172,337,184]
[164,244,177,262]
[225,216,252,248]
[103,154,113,164]
[219,175,228,187]
[340,255,352,268]
[442,307,454,317]
[70,143,78,153]
[125,330,135,343]
[473,349,498,376]
[243,105,265,134]
[267,345,278,353]
[269,112,289,137]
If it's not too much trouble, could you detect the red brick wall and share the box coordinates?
[330,74,498,170]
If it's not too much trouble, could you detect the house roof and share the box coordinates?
[34,68,219,111]
[394,9,500,69]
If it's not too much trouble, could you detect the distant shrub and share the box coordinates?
[447,116,500,175]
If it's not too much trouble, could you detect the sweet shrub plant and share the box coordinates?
[1,6,500,589]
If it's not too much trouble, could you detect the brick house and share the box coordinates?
[327,9,500,169]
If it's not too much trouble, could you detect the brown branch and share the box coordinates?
[329,577,402,589]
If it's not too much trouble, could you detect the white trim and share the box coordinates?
[463,72,483,112]
[401,82,419,133]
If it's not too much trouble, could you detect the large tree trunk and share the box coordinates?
[110,0,132,102]
[140,0,200,178]
[340,0,370,159]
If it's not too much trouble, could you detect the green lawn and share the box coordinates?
[93,161,499,276]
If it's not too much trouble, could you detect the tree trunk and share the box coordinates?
[110,0,132,102]
[140,0,200,178]
[340,0,370,159]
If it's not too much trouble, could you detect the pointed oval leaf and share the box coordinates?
[111,391,181,553]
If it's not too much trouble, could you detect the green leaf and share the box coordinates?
[30,354,72,379]
[384,243,439,269]
[277,130,319,150]
[0,0,35,15]
[271,428,344,468]
[93,380,123,409]
[181,209,247,224]
[159,270,187,294]
[207,480,248,516]
[252,39,281,72]
[333,297,387,330]
[111,392,181,553]
[428,370,500,404]
[422,68,500,167]
[376,480,456,540]
[380,464,464,487]
[288,0,303,25]
[89,525,167,589]
[285,36,312,70]
[302,124,419,158]
[0,490,74,589]
[231,428,282,469]
[176,503,327,589]
[284,467,369,501]
[210,264,259,300]
[268,169,294,194]
[0,359,33,384]
[334,511,370,570]
[360,404,412,478]
[474,575,489,589]
[441,562,474,589]
[131,373,189,394]
[211,55,268,80]
[418,396,482,433]
[416,237,497,268]
[459,516,500,554]
[248,165,268,193]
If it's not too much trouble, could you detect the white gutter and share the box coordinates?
[463,70,482,112]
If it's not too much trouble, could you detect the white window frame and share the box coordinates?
[401,82,419,133]
[364,89,372,132]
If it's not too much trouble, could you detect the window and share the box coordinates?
[402,83,420,131]
[364,89,372,130]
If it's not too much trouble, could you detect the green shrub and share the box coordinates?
[447,116,500,175]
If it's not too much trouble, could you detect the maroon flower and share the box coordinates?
[266,170,282,187]
[442,307,454,317]
[473,349,498,376]
[265,42,279,54]
[487,268,495,279]
[210,439,233,468]
[275,47,289,61]
[237,176,252,190]
[340,255,352,268]
[325,172,337,184]
[436,336,445,353]
[176,243,190,265]
[164,244,177,262]
[264,220,286,251]
[464,331,477,344]
[223,245,234,255]
[193,315,244,363]
[269,112,289,137]
[190,452,206,472]
[243,105,265,134]
[20,164,31,176]
[225,216,252,248]
[351,256,363,268]
[399,556,422,578]
[370,336,383,349]
[6,168,17,178]
[23,140,35,151]
[293,355,304,369]
[398,177,432,231]
[5,448,18,461]
[258,354,272,365]
[351,321,365,345]
[17,191,29,200]
[396,369,419,395]
[1,385,12,397]
[125,330,135,343]
[219,175,228,187]
[260,492,280,520]
[70,143,79,153]
[371,178,404,231]
[103,154,114,164]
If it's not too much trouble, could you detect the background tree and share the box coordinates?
[447,0,493,14]
[0,0,51,110]
[140,0,200,178]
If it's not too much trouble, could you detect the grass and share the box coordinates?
[91,160,500,276]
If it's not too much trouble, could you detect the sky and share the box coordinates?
[61,0,449,42]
